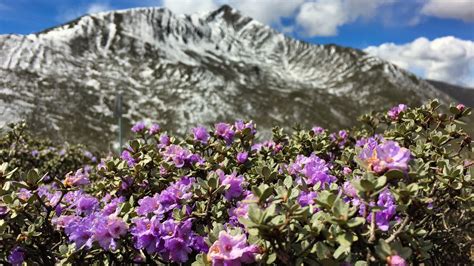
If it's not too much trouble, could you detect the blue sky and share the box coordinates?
[0,0,473,85]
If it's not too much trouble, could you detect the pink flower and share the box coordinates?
[387,255,407,266]
[207,231,259,265]
[456,104,466,112]
[360,140,411,174]
[387,104,408,120]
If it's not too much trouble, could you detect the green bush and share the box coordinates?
[0,100,472,265]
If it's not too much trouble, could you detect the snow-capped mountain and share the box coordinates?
[0,5,453,150]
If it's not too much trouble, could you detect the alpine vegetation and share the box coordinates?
[0,100,472,264]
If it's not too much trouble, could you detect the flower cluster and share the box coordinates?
[2,101,472,264]
[163,145,204,168]
[130,177,208,262]
[288,153,336,187]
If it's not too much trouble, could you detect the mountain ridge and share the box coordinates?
[0,5,461,150]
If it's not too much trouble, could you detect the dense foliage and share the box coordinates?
[0,100,472,265]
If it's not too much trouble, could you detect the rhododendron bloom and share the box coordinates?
[64,168,90,187]
[360,140,410,174]
[148,123,160,135]
[387,104,407,120]
[207,231,258,265]
[456,104,465,112]
[312,126,324,134]
[131,121,146,133]
[214,122,235,144]
[289,153,336,187]
[387,255,407,266]
[121,150,136,167]
[217,170,244,200]
[8,246,25,266]
[297,191,317,207]
[236,151,248,164]
[192,126,209,144]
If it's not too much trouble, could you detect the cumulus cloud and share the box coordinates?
[228,0,303,25]
[162,0,218,15]
[364,36,474,86]
[58,1,112,22]
[87,3,113,14]
[160,0,395,36]
[296,0,394,36]
[421,0,474,21]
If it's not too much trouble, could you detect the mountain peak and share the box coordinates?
[0,5,458,151]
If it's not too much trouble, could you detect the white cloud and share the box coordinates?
[228,0,303,25]
[58,1,112,22]
[162,0,218,14]
[364,36,474,86]
[87,3,113,14]
[295,0,393,36]
[160,0,394,36]
[421,0,474,21]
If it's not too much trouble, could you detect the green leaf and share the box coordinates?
[260,187,274,203]
[283,175,293,188]
[374,239,391,260]
[333,245,349,259]
[360,179,375,191]
[347,217,365,228]
[385,170,405,180]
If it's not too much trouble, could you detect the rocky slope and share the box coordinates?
[0,5,454,150]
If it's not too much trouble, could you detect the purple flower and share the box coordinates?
[163,145,204,168]
[361,189,397,231]
[387,104,408,120]
[165,238,192,262]
[192,126,210,144]
[251,140,282,153]
[148,124,161,135]
[288,153,336,187]
[215,123,235,144]
[343,167,352,175]
[107,216,128,238]
[217,170,244,200]
[121,150,136,167]
[157,177,194,212]
[312,126,324,134]
[8,246,25,266]
[136,195,160,216]
[330,130,349,148]
[356,134,384,148]
[158,134,171,149]
[64,169,90,187]
[75,195,98,215]
[31,150,39,157]
[228,193,257,225]
[0,205,8,218]
[132,121,146,133]
[234,120,256,135]
[342,181,358,198]
[297,191,317,207]
[360,140,411,174]
[102,197,125,216]
[207,231,259,265]
[191,235,209,253]
[65,216,94,249]
[17,188,33,201]
[236,152,248,164]
[130,217,161,254]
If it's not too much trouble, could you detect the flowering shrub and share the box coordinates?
[0,100,472,265]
